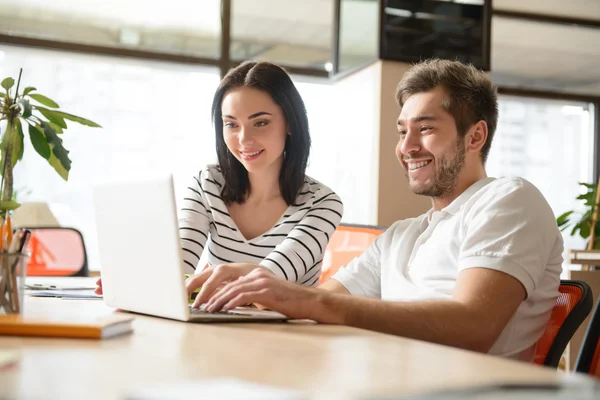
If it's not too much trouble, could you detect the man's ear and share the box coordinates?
[466,120,488,154]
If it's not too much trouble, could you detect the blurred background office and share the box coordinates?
[0,0,598,272]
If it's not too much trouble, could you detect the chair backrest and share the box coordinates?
[23,227,89,277]
[319,223,385,284]
[575,297,600,377]
[533,280,593,367]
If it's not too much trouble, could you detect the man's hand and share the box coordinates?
[186,263,272,308]
[204,268,324,320]
[94,278,103,295]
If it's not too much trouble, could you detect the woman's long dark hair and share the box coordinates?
[211,61,311,206]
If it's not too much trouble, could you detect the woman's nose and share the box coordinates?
[238,128,254,146]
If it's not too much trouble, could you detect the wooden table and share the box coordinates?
[0,285,565,400]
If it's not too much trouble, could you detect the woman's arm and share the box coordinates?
[178,171,212,274]
[260,187,343,285]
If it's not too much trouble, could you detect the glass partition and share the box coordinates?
[338,0,379,73]
[230,0,332,71]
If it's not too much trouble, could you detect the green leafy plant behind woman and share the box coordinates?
[0,69,101,217]
[557,182,600,250]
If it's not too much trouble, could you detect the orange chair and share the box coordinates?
[23,227,89,277]
[533,280,592,367]
[319,223,385,284]
[575,297,600,377]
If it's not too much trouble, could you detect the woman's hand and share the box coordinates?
[94,278,103,295]
[186,263,273,308]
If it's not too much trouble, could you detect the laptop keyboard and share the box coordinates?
[189,306,234,315]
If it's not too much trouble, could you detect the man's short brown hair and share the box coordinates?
[395,59,498,164]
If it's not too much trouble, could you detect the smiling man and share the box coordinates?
[198,59,564,361]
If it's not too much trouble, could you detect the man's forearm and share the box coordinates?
[308,293,502,353]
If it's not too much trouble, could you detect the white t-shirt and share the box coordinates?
[332,177,563,359]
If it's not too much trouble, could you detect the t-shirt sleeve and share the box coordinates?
[178,169,212,274]
[459,179,563,298]
[329,230,384,298]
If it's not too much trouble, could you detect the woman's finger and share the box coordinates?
[94,278,103,295]
[186,269,212,297]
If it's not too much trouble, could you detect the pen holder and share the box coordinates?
[0,252,29,315]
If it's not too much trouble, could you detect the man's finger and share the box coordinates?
[222,291,269,311]
[206,278,266,312]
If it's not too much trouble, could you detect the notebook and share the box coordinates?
[0,313,133,339]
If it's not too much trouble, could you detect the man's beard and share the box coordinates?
[408,138,466,198]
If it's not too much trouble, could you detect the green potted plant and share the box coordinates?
[0,68,101,217]
[556,181,600,250]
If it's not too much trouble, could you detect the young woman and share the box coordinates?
[96,61,343,301]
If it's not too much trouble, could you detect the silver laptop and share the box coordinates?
[93,174,288,323]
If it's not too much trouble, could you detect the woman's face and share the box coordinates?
[221,87,288,175]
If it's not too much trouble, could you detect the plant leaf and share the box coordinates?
[47,152,69,180]
[22,86,36,96]
[0,119,22,168]
[35,109,101,128]
[571,222,582,237]
[41,122,71,174]
[559,224,571,232]
[580,221,591,239]
[556,210,574,227]
[576,192,595,201]
[28,123,51,159]
[579,182,597,190]
[14,119,24,165]
[35,106,67,129]
[0,200,21,211]
[29,93,59,108]
[1,77,14,91]
[47,121,63,133]
[17,98,32,119]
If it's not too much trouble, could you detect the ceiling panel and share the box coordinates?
[494,0,600,21]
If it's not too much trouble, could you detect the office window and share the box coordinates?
[488,96,595,271]
[1,45,220,270]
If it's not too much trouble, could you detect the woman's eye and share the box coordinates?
[223,122,236,128]
[254,120,269,127]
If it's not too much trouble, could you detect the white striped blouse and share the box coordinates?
[178,165,344,286]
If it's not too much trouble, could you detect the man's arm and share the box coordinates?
[315,267,526,353]
[318,278,350,294]
[204,266,524,353]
